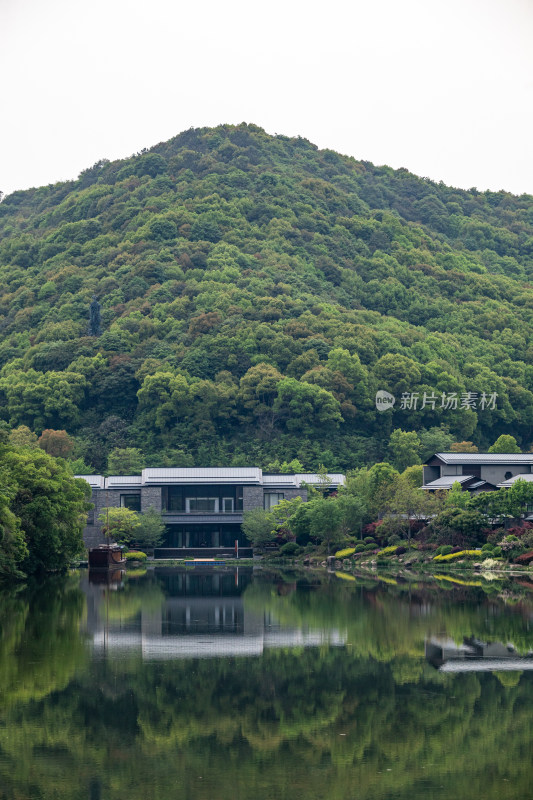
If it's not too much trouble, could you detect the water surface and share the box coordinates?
[1,567,533,799]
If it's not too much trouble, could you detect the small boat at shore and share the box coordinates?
[88,543,126,570]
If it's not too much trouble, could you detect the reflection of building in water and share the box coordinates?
[426,636,533,672]
[82,569,345,660]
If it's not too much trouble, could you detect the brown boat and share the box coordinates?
[88,543,126,570]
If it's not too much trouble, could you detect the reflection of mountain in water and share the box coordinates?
[83,568,345,659]
[426,636,533,672]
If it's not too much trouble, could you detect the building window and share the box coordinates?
[186,497,218,513]
[121,494,141,512]
[504,471,513,480]
[264,492,284,511]
[162,486,243,513]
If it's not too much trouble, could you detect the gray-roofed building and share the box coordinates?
[77,467,344,556]
[423,452,533,492]
[426,635,533,672]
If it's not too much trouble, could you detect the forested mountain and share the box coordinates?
[1,123,532,472]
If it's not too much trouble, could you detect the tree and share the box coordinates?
[418,427,455,461]
[98,507,141,546]
[445,481,471,509]
[335,493,366,539]
[0,466,27,578]
[307,498,343,555]
[381,474,439,546]
[279,459,305,474]
[401,465,423,488]
[0,369,86,430]
[270,497,304,540]
[388,429,421,472]
[107,448,145,475]
[8,426,38,450]
[472,479,533,524]
[450,441,479,453]
[346,462,400,523]
[429,506,486,546]
[488,435,521,453]
[135,506,166,550]
[4,448,90,573]
[239,363,283,437]
[38,429,75,458]
[274,378,342,436]
[241,508,276,549]
[315,464,332,495]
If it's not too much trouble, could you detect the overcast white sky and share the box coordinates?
[1,0,532,197]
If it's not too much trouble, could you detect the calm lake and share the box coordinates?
[2,566,533,799]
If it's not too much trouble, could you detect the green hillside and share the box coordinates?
[1,123,532,471]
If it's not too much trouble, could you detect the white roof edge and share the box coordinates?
[105,476,143,488]
[75,475,105,489]
[497,473,533,488]
[435,452,533,464]
[80,469,347,488]
[422,475,474,490]
[142,467,263,484]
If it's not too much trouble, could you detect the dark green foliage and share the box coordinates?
[1,123,533,469]
[0,443,90,576]
[279,541,300,556]
[88,295,101,336]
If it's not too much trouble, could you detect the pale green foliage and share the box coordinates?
[488,434,521,453]
[98,507,141,546]
[107,447,146,475]
[242,508,276,548]
[136,506,165,549]
[8,426,38,450]
[389,429,422,472]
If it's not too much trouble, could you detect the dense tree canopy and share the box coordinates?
[1,123,532,470]
[0,431,90,576]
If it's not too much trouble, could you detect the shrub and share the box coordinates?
[365,543,377,551]
[492,546,503,558]
[279,542,300,556]
[441,545,453,556]
[481,558,500,570]
[335,547,356,558]
[364,536,376,545]
[395,546,407,555]
[362,522,382,539]
[377,545,398,556]
[487,528,506,545]
[433,549,482,562]
[481,543,494,552]
[125,551,147,562]
[353,543,366,553]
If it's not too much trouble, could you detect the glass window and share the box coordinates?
[187,497,218,513]
[264,492,284,511]
[121,494,141,512]
[222,498,234,513]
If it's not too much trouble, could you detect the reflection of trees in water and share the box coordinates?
[245,574,533,658]
[0,575,88,706]
[0,574,533,799]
